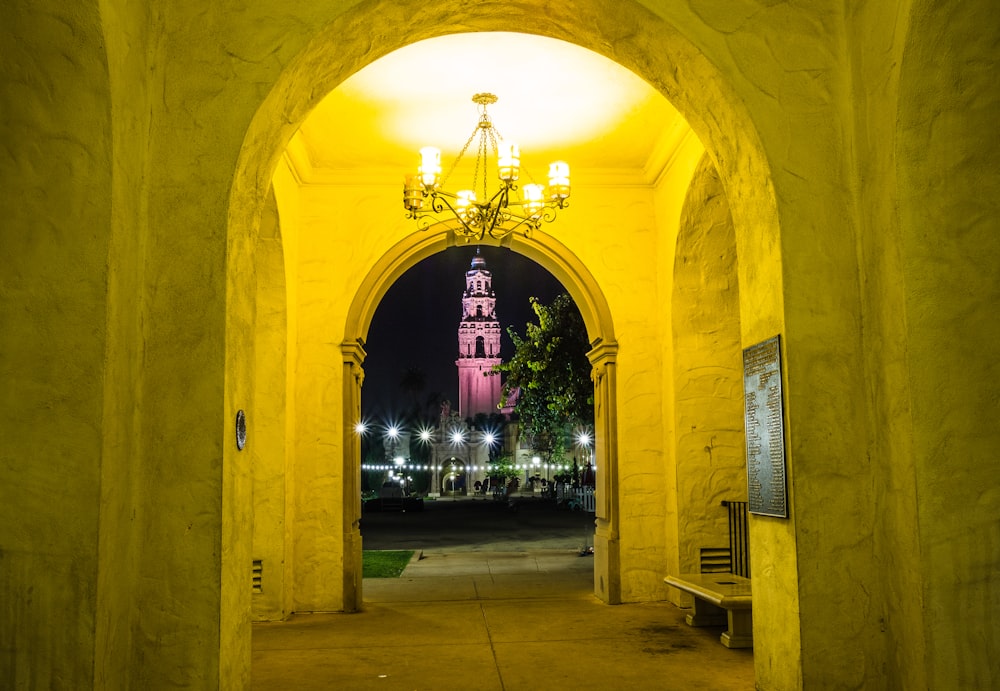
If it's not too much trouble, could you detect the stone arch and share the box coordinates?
[226,0,785,671]
[345,231,616,348]
[670,153,745,576]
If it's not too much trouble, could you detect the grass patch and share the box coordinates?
[363,550,415,578]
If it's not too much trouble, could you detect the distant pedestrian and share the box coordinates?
[507,477,519,495]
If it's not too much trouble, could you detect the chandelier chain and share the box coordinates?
[441,126,479,189]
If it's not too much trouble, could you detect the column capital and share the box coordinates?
[587,338,618,366]
[340,338,367,366]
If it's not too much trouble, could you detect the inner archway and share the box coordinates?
[357,242,601,584]
[343,229,620,603]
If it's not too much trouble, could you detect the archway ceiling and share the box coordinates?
[294,32,686,183]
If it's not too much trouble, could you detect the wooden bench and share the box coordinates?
[664,573,753,649]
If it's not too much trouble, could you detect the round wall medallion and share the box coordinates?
[235,409,247,450]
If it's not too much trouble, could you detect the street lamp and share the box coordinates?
[393,456,406,494]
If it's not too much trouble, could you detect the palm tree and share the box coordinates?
[398,366,427,421]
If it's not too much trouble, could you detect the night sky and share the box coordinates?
[361,245,567,426]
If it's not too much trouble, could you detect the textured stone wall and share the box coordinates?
[671,155,745,576]
[0,2,111,686]
[93,0,155,682]
[251,189,289,622]
[845,1,923,688]
[652,132,706,584]
[896,1,1000,687]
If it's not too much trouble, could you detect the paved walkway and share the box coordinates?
[252,497,755,690]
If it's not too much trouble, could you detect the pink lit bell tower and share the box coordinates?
[456,251,503,418]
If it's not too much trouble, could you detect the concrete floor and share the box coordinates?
[252,498,755,690]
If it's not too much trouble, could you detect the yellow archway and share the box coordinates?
[227,0,786,686]
[10,0,999,688]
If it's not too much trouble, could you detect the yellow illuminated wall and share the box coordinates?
[1,1,997,690]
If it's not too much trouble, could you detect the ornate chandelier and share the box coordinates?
[403,93,571,241]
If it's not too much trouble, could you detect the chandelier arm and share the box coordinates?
[472,185,504,238]
[486,212,538,240]
[428,192,450,215]
[492,197,566,238]
[485,183,510,211]
[415,215,437,232]
[536,205,559,224]
[426,191,485,239]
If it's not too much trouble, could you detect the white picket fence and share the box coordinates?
[555,484,595,512]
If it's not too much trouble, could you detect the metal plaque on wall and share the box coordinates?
[743,335,789,518]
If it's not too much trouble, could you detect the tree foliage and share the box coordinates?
[494,294,593,462]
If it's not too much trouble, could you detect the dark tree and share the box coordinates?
[494,294,593,463]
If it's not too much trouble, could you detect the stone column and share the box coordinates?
[589,339,620,603]
[341,339,365,611]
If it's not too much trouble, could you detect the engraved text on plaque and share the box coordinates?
[743,335,788,518]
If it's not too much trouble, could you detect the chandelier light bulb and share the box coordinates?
[547,161,571,202]
[456,189,476,224]
[419,147,442,188]
[403,174,424,212]
[523,183,544,217]
[498,143,520,182]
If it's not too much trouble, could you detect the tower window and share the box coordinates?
[475,336,486,358]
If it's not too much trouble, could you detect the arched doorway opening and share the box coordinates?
[229,3,784,685]
[343,229,619,604]
[441,458,466,496]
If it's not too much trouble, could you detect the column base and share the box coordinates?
[593,521,620,604]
